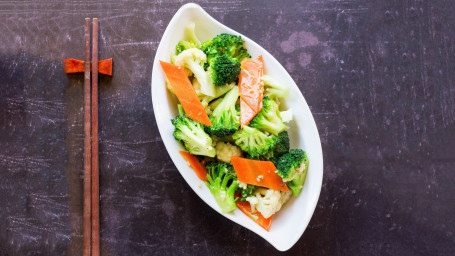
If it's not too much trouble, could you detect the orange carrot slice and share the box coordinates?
[64,58,113,76]
[160,61,212,126]
[236,198,272,231]
[239,56,264,115]
[240,98,256,128]
[179,151,208,181]
[231,156,289,192]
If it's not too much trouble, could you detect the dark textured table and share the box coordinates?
[1,1,454,255]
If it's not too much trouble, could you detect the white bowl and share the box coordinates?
[151,3,323,251]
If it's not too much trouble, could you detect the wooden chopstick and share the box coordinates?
[91,18,100,256]
[83,17,92,256]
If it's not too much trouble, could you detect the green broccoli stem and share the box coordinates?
[211,86,238,118]
[226,178,239,202]
[178,123,214,157]
[256,116,288,135]
[263,75,290,99]
[221,173,231,188]
[186,59,215,97]
[206,86,240,137]
[205,162,239,213]
[170,52,177,65]
[287,166,308,196]
[184,22,201,48]
[250,97,288,135]
[206,174,239,213]
[177,104,185,116]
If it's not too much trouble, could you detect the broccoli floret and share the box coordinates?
[205,86,240,137]
[275,149,309,196]
[209,55,241,86]
[205,162,239,213]
[235,47,252,63]
[250,97,288,135]
[175,48,216,97]
[173,22,201,61]
[172,106,215,157]
[201,33,251,66]
[272,131,290,159]
[239,184,257,202]
[275,149,306,182]
[244,131,289,162]
[232,126,276,158]
[176,40,198,55]
[263,75,290,99]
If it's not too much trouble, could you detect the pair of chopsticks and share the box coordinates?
[84,18,100,256]
[65,18,112,256]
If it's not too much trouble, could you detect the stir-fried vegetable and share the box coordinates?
[250,97,288,135]
[160,61,211,126]
[205,86,240,137]
[239,56,264,126]
[231,156,289,192]
[236,198,273,231]
[163,23,311,231]
[205,162,239,213]
[179,151,208,181]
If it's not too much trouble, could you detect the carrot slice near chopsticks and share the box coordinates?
[231,156,289,192]
[160,61,212,126]
[239,56,264,127]
[236,197,273,231]
[179,151,208,181]
[65,58,85,74]
[64,58,113,76]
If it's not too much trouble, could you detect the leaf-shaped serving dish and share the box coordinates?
[151,3,323,251]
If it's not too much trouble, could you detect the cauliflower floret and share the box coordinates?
[175,48,207,66]
[280,191,292,205]
[280,108,293,123]
[245,188,291,219]
[175,48,215,97]
[246,196,259,212]
[215,141,242,163]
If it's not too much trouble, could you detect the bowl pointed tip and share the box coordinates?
[180,2,202,11]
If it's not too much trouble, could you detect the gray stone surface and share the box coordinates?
[0,0,454,255]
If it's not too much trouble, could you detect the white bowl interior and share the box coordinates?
[151,3,323,251]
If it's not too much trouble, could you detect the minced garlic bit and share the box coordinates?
[256,175,264,182]
[280,108,293,123]
[238,181,248,189]
[197,182,202,188]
